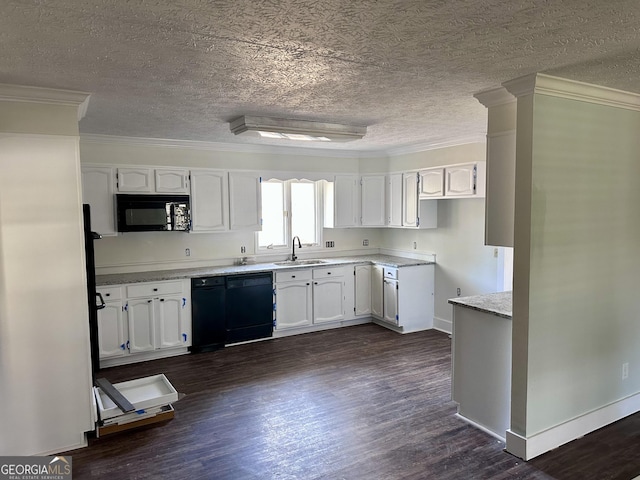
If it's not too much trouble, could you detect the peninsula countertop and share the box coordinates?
[448,291,512,319]
[96,254,434,286]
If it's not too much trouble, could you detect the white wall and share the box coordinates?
[0,134,94,455]
[383,143,502,331]
[514,93,640,434]
[508,77,640,458]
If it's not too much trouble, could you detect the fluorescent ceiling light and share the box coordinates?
[230,115,366,142]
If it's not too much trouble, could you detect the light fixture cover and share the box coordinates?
[229,115,366,142]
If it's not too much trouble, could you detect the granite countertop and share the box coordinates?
[96,254,434,286]
[448,291,512,319]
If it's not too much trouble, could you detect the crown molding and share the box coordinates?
[0,83,91,120]
[384,135,486,157]
[80,133,480,159]
[474,86,516,108]
[79,133,367,158]
[502,73,640,111]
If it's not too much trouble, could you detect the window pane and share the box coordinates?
[259,181,286,247]
[291,182,316,244]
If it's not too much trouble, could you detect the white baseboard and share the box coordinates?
[273,318,372,338]
[433,316,452,334]
[455,413,506,443]
[506,390,640,460]
[100,347,190,368]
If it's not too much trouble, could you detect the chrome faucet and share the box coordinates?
[291,236,302,261]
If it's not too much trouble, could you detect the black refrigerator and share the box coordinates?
[83,204,103,381]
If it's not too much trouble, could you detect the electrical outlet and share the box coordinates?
[363,239,369,246]
[413,241,417,250]
[457,287,461,296]
[623,362,629,380]
[494,248,499,258]
[185,248,191,257]
[240,246,246,254]
[325,241,335,248]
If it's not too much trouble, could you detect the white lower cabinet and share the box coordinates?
[382,276,399,325]
[373,264,435,333]
[354,265,372,316]
[275,273,313,330]
[127,298,156,353]
[98,280,192,367]
[371,265,384,319]
[97,299,126,359]
[275,267,346,331]
[313,278,345,323]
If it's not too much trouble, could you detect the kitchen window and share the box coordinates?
[257,178,322,252]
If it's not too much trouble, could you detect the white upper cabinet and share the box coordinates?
[326,174,385,228]
[445,163,477,196]
[117,168,153,192]
[360,175,386,227]
[419,168,444,198]
[228,172,262,231]
[117,167,189,193]
[387,173,403,227]
[81,166,117,236]
[333,175,360,227]
[189,169,229,232]
[416,163,486,199]
[155,168,189,193]
[402,172,419,227]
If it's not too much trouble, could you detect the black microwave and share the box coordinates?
[116,194,190,232]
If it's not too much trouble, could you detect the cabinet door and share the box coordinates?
[419,168,444,198]
[275,281,313,329]
[387,173,403,227]
[313,278,345,323]
[361,175,386,226]
[371,265,384,319]
[445,163,476,196]
[156,295,186,349]
[126,298,156,353]
[117,168,153,192]
[81,166,117,236]
[155,169,189,193]
[334,175,360,227]
[354,265,372,316]
[383,279,398,325]
[97,302,126,359]
[229,172,262,231]
[190,169,229,232]
[402,173,419,227]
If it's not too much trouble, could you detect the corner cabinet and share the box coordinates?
[417,163,486,199]
[98,279,192,367]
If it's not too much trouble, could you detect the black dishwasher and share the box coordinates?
[191,276,226,353]
[225,273,274,344]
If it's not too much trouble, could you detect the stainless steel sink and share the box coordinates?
[274,259,329,266]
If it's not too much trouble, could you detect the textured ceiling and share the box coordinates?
[2,0,640,152]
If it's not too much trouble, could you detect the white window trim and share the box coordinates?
[255,178,324,256]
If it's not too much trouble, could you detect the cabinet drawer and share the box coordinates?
[126,281,183,298]
[275,269,312,283]
[383,267,398,280]
[97,286,122,301]
[313,267,344,279]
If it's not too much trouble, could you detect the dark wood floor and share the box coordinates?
[65,324,640,479]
